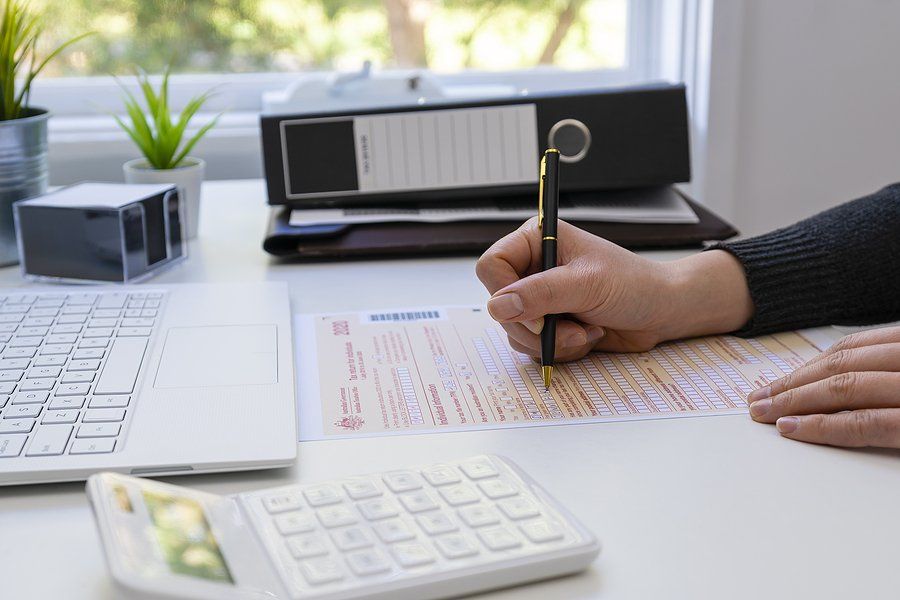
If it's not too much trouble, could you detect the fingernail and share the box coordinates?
[487,293,524,320]
[523,318,544,334]
[586,326,606,343]
[747,385,771,403]
[563,330,587,347]
[776,416,799,434]
[748,398,771,418]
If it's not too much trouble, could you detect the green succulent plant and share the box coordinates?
[114,67,220,170]
[0,0,90,120]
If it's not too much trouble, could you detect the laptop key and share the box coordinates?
[5,404,41,418]
[26,425,73,456]
[94,338,147,395]
[12,391,49,404]
[0,419,34,433]
[33,356,66,367]
[77,423,121,438]
[42,410,80,424]
[56,383,91,396]
[20,379,55,391]
[89,395,129,408]
[4,347,35,358]
[0,370,23,382]
[0,358,31,370]
[82,408,126,422]
[62,372,94,384]
[69,359,101,371]
[28,367,61,379]
[70,438,116,454]
[0,434,27,457]
[40,344,72,355]
[49,396,86,410]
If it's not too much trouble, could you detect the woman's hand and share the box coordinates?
[747,326,900,448]
[476,218,754,361]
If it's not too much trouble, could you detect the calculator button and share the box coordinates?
[435,533,479,559]
[303,486,342,507]
[358,498,400,521]
[519,520,565,544]
[382,470,423,492]
[421,465,462,486]
[458,505,501,528]
[477,479,519,499]
[299,557,344,585]
[399,490,439,513]
[275,512,315,536]
[264,493,303,514]
[374,519,416,543]
[346,548,392,576]
[316,505,358,528]
[286,534,329,559]
[477,527,522,551]
[459,459,499,480]
[498,498,541,520]
[416,513,458,535]
[342,479,382,500]
[391,542,436,567]
[330,526,373,551]
[438,484,480,506]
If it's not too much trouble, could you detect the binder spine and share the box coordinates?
[262,83,690,207]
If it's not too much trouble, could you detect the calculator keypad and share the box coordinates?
[243,455,592,599]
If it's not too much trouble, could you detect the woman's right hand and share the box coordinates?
[475,218,755,361]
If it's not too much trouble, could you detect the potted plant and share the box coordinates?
[116,68,220,239]
[0,0,89,265]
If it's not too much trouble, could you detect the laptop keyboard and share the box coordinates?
[0,290,165,459]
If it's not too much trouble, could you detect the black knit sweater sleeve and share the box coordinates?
[709,183,900,336]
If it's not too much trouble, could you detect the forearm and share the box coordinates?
[658,250,755,341]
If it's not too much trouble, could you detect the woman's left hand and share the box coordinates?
[747,326,900,448]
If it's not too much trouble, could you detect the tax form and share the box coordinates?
[295,306,839,440]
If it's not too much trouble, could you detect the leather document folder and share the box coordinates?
[262,188,738,260]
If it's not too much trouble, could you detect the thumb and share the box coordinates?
[487,266,589,324]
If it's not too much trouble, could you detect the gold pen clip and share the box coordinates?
[538,154,547,229]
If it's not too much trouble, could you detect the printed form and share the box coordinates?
[295,307,839,440]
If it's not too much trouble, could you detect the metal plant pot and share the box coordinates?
[0,108,49,266]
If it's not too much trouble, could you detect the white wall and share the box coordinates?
[705,0,900,236]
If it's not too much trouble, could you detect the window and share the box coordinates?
[40,0,628,75]
[30,0,689,183]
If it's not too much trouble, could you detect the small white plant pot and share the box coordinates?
[123,157,205,239]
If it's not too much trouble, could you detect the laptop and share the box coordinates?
[0,282,296,486]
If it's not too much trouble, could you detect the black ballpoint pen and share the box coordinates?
[539,148,560,389]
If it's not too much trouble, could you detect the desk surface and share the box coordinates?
[1,180,898,600]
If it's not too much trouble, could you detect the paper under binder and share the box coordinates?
[261,83,691,208]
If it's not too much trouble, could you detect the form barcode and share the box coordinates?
[365,310,444,323]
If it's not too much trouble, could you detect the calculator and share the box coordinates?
[87,455,601,599]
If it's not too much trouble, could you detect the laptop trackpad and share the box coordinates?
[154,325,278,388]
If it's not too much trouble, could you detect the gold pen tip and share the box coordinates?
[542,366,553,389]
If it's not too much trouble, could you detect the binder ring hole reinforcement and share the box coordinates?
[548,119,591,164]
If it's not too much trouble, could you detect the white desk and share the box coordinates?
[1,180,898,600]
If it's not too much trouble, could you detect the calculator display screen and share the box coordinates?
[142,489,235,585]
